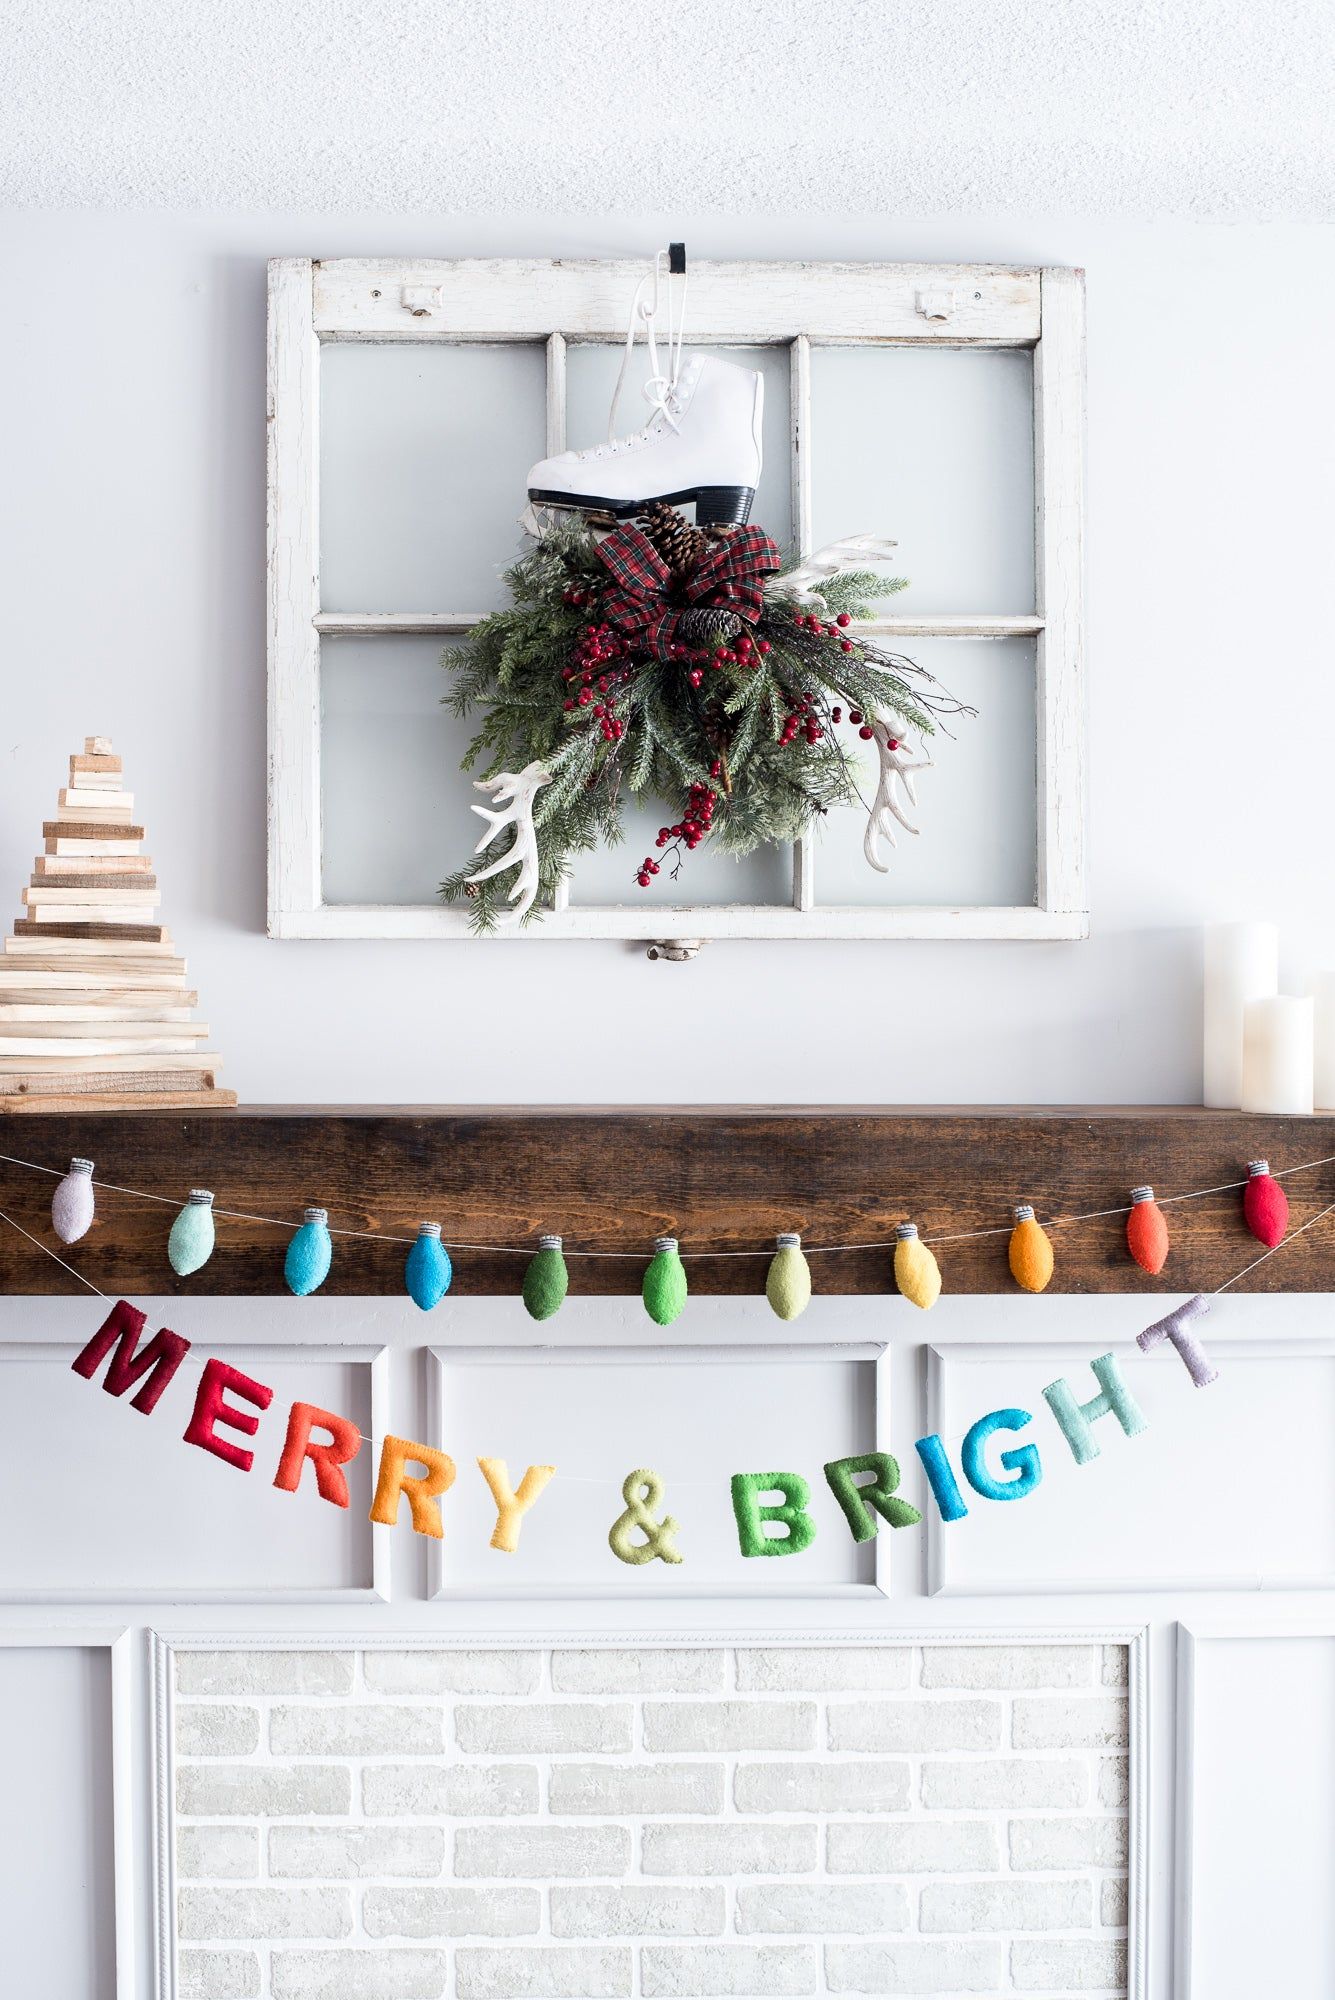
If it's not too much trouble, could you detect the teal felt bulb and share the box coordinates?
[168,1189,215,1275]
[643,1236,688,1326]
[523,1235,569,1320]
[285,1207,332,1296]
[405,1222,452,1311]
[766,1232,811,1321]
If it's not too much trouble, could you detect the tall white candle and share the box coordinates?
[1312,972,1335,1111]
[1203,922,1278,1108]
[1240,996,1314,1115]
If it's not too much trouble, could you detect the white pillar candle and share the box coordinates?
[1241,996,1314,1116]
[1311,972,1335,1111]
[1203,922,1278,1108]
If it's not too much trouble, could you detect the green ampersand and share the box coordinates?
[608,1467,683,1566]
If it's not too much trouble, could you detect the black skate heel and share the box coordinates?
[693,486,755,527]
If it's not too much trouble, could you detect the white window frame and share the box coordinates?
[267,256,1086,943]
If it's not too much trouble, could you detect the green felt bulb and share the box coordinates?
[168,1189,215,1276]
[766,1232,811,1320]
[523,1235,569,1320]
[643,1235,688,1326]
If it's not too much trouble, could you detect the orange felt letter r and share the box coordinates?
[273,1401,363,1509]
[369,1434,456,1538]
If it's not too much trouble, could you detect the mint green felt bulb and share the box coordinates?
[523,1235,568,1320]
[643,1235,688,1326]
[765,1232,811,1321]
[168,1189,215,1276]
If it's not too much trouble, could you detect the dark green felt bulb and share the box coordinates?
[523,1234,569,1320]
[643,1236,688,1326]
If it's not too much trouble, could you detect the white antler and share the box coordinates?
[466,760,552,922]
[863,722,933,874]
[771,535,900,608]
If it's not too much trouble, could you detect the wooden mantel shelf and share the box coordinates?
[3,1106,1335,1297]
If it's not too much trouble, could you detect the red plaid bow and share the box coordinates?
[596,523,781,660]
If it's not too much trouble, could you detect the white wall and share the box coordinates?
[3,210,1334,1107]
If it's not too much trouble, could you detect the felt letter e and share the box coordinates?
[183,1358,274,1472]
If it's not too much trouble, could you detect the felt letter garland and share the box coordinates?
[273,1401,363,1508]
[71,1298,191,1415]
[913,1434,969,1522]
[1136,1294,1218,1386]
[1042,1353,1148,1466]
[479,1457,556,1553]
[823,1453,922,1540]
[608,1469,682,1565]
[960,1408,1042,1501]
[369,1434,456,1538]
[730,1472,817,1557]
[183,1358,274,1473]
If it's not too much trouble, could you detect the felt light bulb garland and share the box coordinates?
[405,1222,452,1312]
[643,1236,688,1326]
[523,1235,569,1320]
[894,1222,941,1311]
[1126,1185,1169,1274]
[1243,1158,1288,1249]
[766,1233,812,1321]
[1008,1204,1054,1293]
[285,1207,332,1297]
[52,1157,96,1244]
[168,1190,216,1276]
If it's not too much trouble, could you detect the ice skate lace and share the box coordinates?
[597,248,690,459]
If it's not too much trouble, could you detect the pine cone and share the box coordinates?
[677,605,744,648]
[636,500,710,580]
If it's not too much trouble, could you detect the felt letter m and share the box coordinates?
[71,1299,190,1416]
[1043,1352,1147,1466]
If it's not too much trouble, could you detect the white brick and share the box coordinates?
[363,1763,537,1818]
[551,1648,725,1694]
[270,1704,442,1756]
[737,1884,909,1935]
[1099,1755,1129,1806]
[735,1649,911,1693]
[918,1645,1095,1690]
[269,1826,446,1879]
[550,1764,723,1816]
[1101,1643,1129,1687]
[827,1822,1000,1874]
[643,1824,817,1877]
[179,1950,259,1999]
[1011,1938,1127,1990]
[551,1885,725,1937]
[179,1887,351,1941]
[455,1947,631,1998]
[176,1706,261,1757]
[642,1701,815,1753]
[920,1878,1092,1933]
[1008,1817,1128,1870]
[364,1887,540,1938]
[175,1651,353,1696]
[642,1945,816,1996]
[735,1762,909,1815]
[177,1765,350,1818]
[177,1825,261,1880]
[828,1699,1000,1753]
[920,1758,1088,1811]
[456,1825,630,1879]
[826,1941,1004,1994]
[1012,1695,1128,1750]
[271,1950,447,1999]
[363,1649,540,1695]
[456,1703,632,1754]
[1101,1876,1128,1927]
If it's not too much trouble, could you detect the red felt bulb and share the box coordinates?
[1243,1159,1288,1248]
[1126,1185,1169,1274]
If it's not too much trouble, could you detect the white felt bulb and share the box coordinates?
[168,1189,216,1276]
[52,1157,96,1244]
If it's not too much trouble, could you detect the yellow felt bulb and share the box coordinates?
[1009,1203,1054,1293]
[893,1222,941,1311]
[765,1232,812,1321]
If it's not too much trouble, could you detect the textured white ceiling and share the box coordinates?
[2,0,1331,215]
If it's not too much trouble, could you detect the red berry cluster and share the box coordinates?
[636,781,720,886]
[778,692,826,749]
[673,628,771,688]
[561,613,635,742]
[793,607,856,654]
[634,857,662,888]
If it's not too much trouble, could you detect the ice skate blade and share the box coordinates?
[528,485,755,528]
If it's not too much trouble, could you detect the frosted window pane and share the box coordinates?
[565,343,793,548]
[567,794,792,909]
[810,348,1034,612]
[320,343,545,612]
[322,636,479,905]
[813,638,1036,908]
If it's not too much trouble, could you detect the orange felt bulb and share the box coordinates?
[1126,1185,1169,1274]
[1008,1204,1054,1293]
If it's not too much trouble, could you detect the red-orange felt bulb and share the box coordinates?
[1126,1186,1169,1274]
[1243,1159,1288,1249]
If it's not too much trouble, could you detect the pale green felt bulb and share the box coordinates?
[523,1235,569,1320]
[168,1189,215,1276]
[766,1232,812,1320]
[643,1236,688,1326]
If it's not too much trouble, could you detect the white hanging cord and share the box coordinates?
[606,248,689,445]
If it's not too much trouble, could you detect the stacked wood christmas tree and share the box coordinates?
[0,738,236,1112]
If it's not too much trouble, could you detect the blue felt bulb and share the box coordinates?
[168,1189,216,1275]
[285,1206,332,1296]
[405,1222,453,1311]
